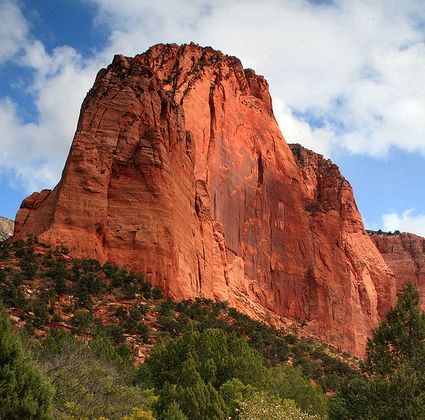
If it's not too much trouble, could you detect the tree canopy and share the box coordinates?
[0,304,54,419]
[330,281,425,419]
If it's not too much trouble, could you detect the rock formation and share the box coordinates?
[370,231,425,310]
[0,216,14,241]
[14,43,397,356]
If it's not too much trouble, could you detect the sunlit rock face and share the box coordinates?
[0,216,14,241]
[14,43,397,356]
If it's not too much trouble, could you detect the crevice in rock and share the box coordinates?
[207,83,216,164]
[257,152,264,187]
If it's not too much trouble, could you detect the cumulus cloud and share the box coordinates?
[0,4,101,190]
[273,98,334,156]
[383,210,425,237]
[0,0,28,63]
[0,40,99,189]
[1,0,425,196]
[86,0,425,159]
[0,52,98,190]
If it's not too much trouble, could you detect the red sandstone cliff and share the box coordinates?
[370,232,425,309]
[14,43,397,356]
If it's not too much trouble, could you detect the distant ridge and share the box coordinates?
[0,216,14,241]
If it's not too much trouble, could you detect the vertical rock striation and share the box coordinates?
[14,43,397,356]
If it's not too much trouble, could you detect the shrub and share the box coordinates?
[71,310,93,333]
[152,286,163,300]
[0,304,54,419]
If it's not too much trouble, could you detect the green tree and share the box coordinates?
[141,328,268,393]
[70,310,93,333]
[152,286,164,300]
[0,304,54,419]
[38,330,152,418]
[162,401,188,419]
[330,281,425,419]
[268,364,328,418]
[157,355,228,419]
[219,378,251,416]
[364,280,425,376]
[142,329,269,418]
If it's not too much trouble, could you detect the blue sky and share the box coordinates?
[0,0,425,235]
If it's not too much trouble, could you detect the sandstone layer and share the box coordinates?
[370,232,425,310]
[14,43,397,356]
[0,216,14,241]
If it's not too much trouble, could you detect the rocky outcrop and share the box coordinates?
[14,43,397,356]
[370,232,425,310]
[0,217,14,241]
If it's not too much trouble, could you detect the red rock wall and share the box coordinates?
[14,56,230,301]
[370,232,425,309]
[14,43,397,356]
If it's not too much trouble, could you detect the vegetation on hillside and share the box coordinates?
[1,238,424,419]
[0,303,54,419]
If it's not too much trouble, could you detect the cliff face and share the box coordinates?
[14,43,397,356]
[289,145,396,349]
[370,232,425,310]
[14,56,230,302]
[0,217,14,241]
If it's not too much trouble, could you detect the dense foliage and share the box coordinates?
[330,281,425,419]
[36,330,156,419]
[0,238,370,419]
[0,304,54,419]
[138,328,327,419]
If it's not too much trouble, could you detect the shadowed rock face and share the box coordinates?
[0,217,14,241]
[14,43,397,356]
[370,232,425,310]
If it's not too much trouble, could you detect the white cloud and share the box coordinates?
[0,5,101,191]
[383,210,425,237]
[0,0,28,63]
[86,0,425,158]
[0,45,99,188]
[273,98,334,157]
[1,0,425,194]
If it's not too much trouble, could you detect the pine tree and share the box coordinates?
[0,304,54,419]
[364,280,425,376]
[330,281,425,419]
[162,401,188,420]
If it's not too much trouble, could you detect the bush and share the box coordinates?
[19,256,38,280]
[0,304,54,419]
[238,392,320,420]
[38,332,154,419]
[71,310,93,333]
[152,286,163,300]
[137,323,150,343]
[267,364,328,418]
[32,303,49,328]
[106,324,125,344]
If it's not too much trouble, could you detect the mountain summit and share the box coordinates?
[13,43,397,356]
